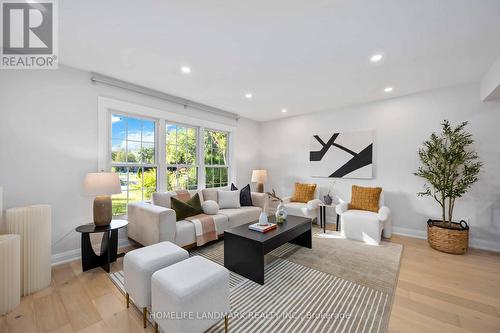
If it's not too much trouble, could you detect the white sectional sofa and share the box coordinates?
[127,187,268,248]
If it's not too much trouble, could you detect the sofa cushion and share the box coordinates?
[175,214,229,247]
[152,190,202,208]
[152,192,173,208]
[171,193,203,221]
[219,206,261,228]
[201,186,229,203]
[284,202,309,217]
[231,183,253,206]
[218,190,241,209]
[342,209,380,221]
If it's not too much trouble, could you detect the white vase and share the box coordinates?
[275,201,288,224]
[258,212,269,226]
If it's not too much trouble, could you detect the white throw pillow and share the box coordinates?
[218,190,241,209]
[202,200,219,215]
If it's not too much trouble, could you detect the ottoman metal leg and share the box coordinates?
[225,315,228,333]
[143,307,148,328]
[126,293,130,308]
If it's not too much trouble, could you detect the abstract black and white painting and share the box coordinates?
[309,130,373,179]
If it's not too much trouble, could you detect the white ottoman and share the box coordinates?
[124,241,189,328]
[152,256,230,333]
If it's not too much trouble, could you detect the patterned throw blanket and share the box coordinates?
[175,190,218,246]
[186,214,218,246]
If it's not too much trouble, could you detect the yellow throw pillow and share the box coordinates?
[291,183,317,203]
[348,185,382,213]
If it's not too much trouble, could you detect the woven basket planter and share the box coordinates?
[427,219,469,254]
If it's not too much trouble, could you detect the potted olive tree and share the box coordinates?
[415,120,482,254]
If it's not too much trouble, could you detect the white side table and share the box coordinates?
[318,203,339,233]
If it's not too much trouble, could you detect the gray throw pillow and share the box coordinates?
[217,190,241,209]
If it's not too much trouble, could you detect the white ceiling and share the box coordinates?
[60,0,500,121]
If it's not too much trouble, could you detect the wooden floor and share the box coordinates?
[1,232,499,333]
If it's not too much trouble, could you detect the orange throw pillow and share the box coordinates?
[348,185,382,213]
[291,183,317,203]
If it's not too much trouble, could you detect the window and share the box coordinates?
[104,102,233,216]
[111,114,157,215]
[204,129,229,188]
[166,123,198,190]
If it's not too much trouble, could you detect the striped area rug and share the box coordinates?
[109,242,389,333]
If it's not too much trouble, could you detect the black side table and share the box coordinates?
[318,204,340,233]
[75,220,128,272]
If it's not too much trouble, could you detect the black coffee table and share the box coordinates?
[224,215,312,285]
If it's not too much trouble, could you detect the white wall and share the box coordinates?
[481,55,500,101]
[260,83,500,251]
[234,117,261,191]
[0,65,261,263]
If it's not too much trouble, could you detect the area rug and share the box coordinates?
[109,230,402,333]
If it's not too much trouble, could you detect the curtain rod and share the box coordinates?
[90,73,240,121]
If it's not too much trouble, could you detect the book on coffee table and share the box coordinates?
[249,222,277,233]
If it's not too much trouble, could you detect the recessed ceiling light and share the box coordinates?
[370,54,383,63]
[181,66,191,74]
[384,87,393,93]
[281,109,288,113]
[245,93,253,99]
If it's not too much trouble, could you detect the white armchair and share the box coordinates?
[336,192,392,245]
[282,190,322,222]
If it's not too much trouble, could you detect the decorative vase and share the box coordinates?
[6,205,52,295]
[258,212,269,226]
[0,234,21,315]
[275,201,287,224]
[323,192,333,205]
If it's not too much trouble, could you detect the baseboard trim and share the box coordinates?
[51,238,132,266]
[469,238,500,253]
[392,226,500,253]
[392,226,426,240]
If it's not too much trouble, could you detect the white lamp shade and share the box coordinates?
[84,172,121,196]
[251,170,268,183]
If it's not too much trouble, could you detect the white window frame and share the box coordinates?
[98,97,236,212]
[165,122,200,191]
[203,128,231,188]
[109,112,160,214]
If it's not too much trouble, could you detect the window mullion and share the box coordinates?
[198,127,205,189]
[157,119,166,192]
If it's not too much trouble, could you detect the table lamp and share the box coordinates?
[251,170,267,193]
[84,172,121,226]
